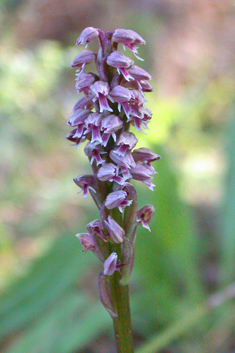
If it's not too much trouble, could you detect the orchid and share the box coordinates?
[67,27,161,353]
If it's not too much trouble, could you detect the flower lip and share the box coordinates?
[90,81,113,113]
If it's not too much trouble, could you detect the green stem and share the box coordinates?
[110,271,134,353]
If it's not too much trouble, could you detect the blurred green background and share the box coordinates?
[1,1,235,352]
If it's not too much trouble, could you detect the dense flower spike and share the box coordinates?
[68,27,161,322]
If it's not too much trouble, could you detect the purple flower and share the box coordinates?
[103,252,118,275]
[129,90,146,108]
[73,174,96,198]
[66,129,85,147]
[137,205,155,231]
[84,113,103,144]
[112,29,146,60]
[110,149,136,169]
[67,109,90,127]
[70,50,96,69]
[123,79,153,93]
[116,132,138,156]
[107,51,134,81]
[75,73,97,95]
[132,148,161,163]
[128,106,152,133]
[97,163,125,185]
[86,219,107,241]
[76,233,96,251]
[139,80,153,92]
[109,85,134,114]
[112,29,135,45]
[90,81,113,113]
[130,163,156,190]
[76,27,100,46]
[84,142,105,165]
[127,65,152,81]
[105,190,132,213]
[105,216,125,243]
[100,114,123,146]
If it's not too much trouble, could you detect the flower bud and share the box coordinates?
[127,65,152,81]
[103,252,118,275]
[128,30,146,46]
[104,216,125,243]
[67,109,90,127]
[107,51,134,69]
[76,27,99,46]
[109,85,133,103]
[70,50,96,68]
[132,148,161,163]
[112,29,135,45]
[137,204,155,231]
[139,80,153,92]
